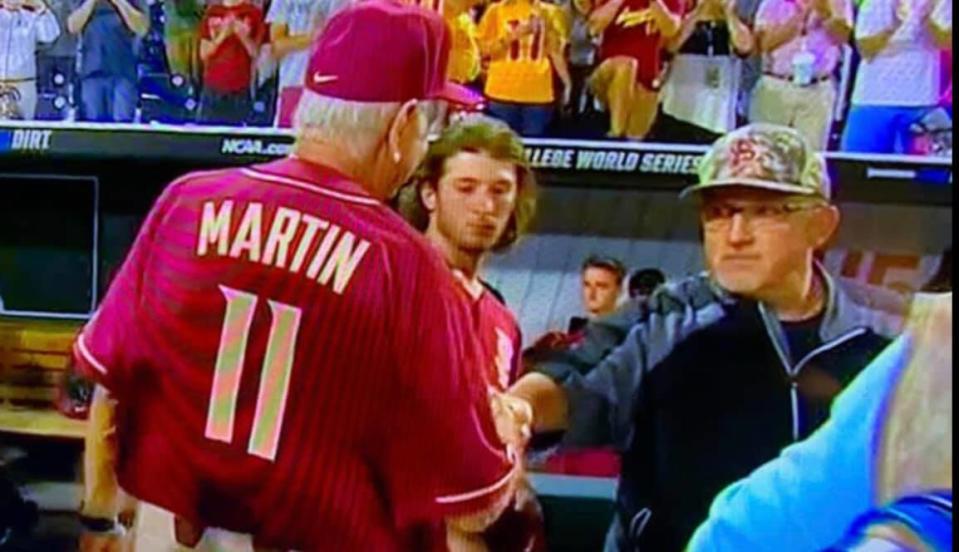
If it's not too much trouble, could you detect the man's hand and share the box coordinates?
[489,391,533,452]
[234,17,252,38]
[508,16,539,41]
[214,19,234,42]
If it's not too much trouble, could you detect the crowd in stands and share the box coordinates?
[0,0,952,153]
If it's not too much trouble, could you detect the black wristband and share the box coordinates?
[78,514,118,533]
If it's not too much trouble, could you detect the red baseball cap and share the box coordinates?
[304,0,482,108]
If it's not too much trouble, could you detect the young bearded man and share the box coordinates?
[74,3,525,551]
[397,114,545,551]
[506,123,908,551]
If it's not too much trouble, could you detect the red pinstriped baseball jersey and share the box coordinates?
[453,278,523,392]
[74,157,514,550]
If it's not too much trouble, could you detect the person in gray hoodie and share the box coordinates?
[509,123,906,551]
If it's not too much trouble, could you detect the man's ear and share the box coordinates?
[420,182,438,213]
[387,99,424,163]
[810,204,840,250]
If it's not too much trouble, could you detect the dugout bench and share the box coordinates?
[0,318,85,440]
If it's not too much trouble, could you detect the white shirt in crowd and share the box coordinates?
[0,7,60,80]
[851,0,949,107]
[265,0,351,91]
[662,54,742,134]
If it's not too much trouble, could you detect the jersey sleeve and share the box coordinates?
[72,184,175,396]
[383,253,515,525]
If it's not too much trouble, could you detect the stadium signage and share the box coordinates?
[221,138,291,157]
[638,152,702,175]
[9,129,53,152]
[526,146,702,175]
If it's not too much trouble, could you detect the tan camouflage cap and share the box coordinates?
[680,123,832,200]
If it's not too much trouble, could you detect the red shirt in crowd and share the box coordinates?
[200,2,266,93]
[598,0,683,90]
[73,157,515,551]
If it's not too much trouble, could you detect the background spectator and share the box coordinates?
[552,0,604,136]
[162,0,204,85]
[509,124,906,551]
[750,0,852,151]
[522,253,628,479]
[733,0,763,122]
[841,0,951,153]
[477,0,572,136]
[628,266,666,299]
[67,0,148,122]
[574,253,626,329]
[37,0,77,119]
[443,0,484,85]
[525,254,627,350]
[267,0,350,127]
[197,0,265,125]
[658,0,754,143]
[0,0,60,120]
[587,0,682,140]
[398,0,483,85]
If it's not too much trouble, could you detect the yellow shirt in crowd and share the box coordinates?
[448,12,481,83]
[400,0,481,84]
[477,0,564,104]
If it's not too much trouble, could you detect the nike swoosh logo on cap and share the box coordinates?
[312,73,339,85]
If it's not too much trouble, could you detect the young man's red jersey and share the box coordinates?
[451,277,547,551]
[598,0,683,90]
[73,157,514,550]
[467,282,523,392]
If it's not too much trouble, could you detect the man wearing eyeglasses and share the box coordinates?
[504,123,908,551]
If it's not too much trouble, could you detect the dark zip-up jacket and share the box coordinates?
[533,265,906,551]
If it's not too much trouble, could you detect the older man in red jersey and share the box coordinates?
[74,2,525,550]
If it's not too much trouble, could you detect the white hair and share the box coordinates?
[293,90,403,155]
[293,90,443,156]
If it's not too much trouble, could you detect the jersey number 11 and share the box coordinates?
[205,285,302,462]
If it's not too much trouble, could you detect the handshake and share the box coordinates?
[489,391,534,454]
